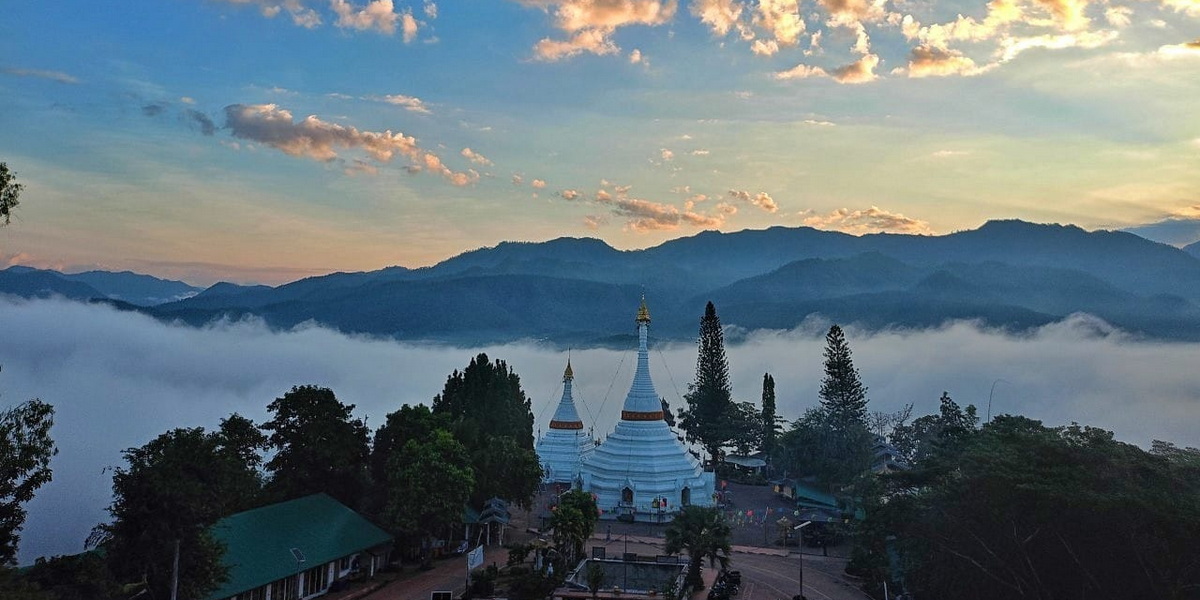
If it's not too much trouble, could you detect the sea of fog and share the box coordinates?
[2,296,1199,564]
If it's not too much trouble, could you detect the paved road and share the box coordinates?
[357,535,869,600]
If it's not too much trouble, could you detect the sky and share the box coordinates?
[0,0,1198,285]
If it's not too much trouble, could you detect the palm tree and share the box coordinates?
[664,505,732,590]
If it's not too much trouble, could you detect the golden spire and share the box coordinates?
[564,355,574,381]
[636,294,651,323]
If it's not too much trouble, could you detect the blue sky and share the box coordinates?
[2,0,1198,285]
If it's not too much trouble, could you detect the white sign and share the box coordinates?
[467,545,485,570]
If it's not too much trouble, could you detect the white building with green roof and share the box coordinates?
[205,493,393,600]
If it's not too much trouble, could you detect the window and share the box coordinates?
[269,576,296,600]
[621,487,633,503]
[302,563,330,597]
[339,555,353,573]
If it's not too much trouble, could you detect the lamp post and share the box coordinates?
[793,521,812,600]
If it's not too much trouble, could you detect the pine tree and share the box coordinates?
[760,373,778,456]
[679,301,734,464]
[818,325,868,432]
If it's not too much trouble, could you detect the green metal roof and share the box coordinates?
[205,493,393,600]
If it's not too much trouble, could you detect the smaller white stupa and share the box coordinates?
[535,359,595,484]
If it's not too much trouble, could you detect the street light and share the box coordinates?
[793,521,812,600]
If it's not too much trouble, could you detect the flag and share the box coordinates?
[467,545,485,570]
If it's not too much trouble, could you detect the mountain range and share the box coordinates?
[7,219,1200,345]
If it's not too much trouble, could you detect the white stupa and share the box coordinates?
[579,298,715,520]
[536,359,594,484]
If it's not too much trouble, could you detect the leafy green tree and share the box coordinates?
[860,416,1200,599]
[0,399,56,565]
[383,430,473,568]
[0,163,23,226]
[664,505,732,590]
[679,302,735,464]
[99,426,259,600]
[262,385,369,507]
[585,562,605,600]
[370,404,447,487]
[889,392,977,465]
[19,551,122,600]
[777,407,872,487]
[726,402,763,457]
[549,489,599,564]
[818,325,868,432]
[432,354,540,508]
[760,373,779,456]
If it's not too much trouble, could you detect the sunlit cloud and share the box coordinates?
[728,189,779,213]
[461,147,493,166]
[222,103,476,185]
[1,66,80,84]
[559,181,729,232]
[903,45,985,77]
[329,0,399,33]
[799,206,934,234]
[519,0,678,61]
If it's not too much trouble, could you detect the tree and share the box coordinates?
[889,392,977,465]
[99,426,260,600]
[726,402,763,457]
[664,505,732,590]
[857,416,1200,599]
[432,354,541,508]
[661,397,676,427]
[818,325,868,432]
[760,373,779,456]
[262,385,369,507]
[0,399,56,565]
[679,302,735,464]
[382,430,473,568]
[549,489,599,564]
[0,163,23,226]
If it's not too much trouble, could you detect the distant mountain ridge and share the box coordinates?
[0,267,201,306]
[8,220,1200,344]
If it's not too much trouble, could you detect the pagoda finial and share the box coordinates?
[564,354,574,381]
[636,294,651,324]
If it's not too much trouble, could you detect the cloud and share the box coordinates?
[559,188,581,200]
[373,94,432,114]
[424,0,438,18]
[800,205,933,234]
[222,103,475,184]
[629,48,645,63]
[905,45,984,77]
[1162,0,1200,15]
[660,148,675,161]
[512,174,525,185]
[330,0,398,33]
[401,10,419,42]
[754,0,804,47]
[218,0,322,28]
[1,67,80,84]
[774,62,829,79]
[141,103,167,117]
[183,109,218,136]
[461,147,493,166]
[7,298,1200,564]
[533,28,619,60]
[583,214,608,229]
[690,0,745,36]
[691,149,710,156]
[831,53,879,83]
[532,179,547,189]
[728,189,779,213]
[999,30,1118,62]
[520,0,678,61]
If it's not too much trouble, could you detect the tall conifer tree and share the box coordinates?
[760,373,778,456]
[819,325,868,432]
[680,302,734,464]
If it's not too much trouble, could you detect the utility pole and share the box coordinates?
[793,521,811,600]
[170,539,180,600]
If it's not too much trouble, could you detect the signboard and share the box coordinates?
[467,545,485,571]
